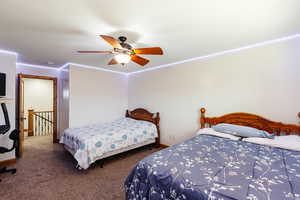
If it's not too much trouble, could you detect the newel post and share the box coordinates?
[28,109,34,136]
[200,108,206,128]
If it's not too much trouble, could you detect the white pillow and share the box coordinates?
[196,128,241,140]
[244,135,300,152]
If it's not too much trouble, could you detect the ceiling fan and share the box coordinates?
[78,35,163,67]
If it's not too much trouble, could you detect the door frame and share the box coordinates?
[18,74,58,156]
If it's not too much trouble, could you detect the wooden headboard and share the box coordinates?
[126,108,160,145]
[200,108,300,136]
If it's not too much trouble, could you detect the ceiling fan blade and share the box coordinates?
[133,47,163,55]
[100,35,122,48]
[77,51,112,53]
[108,58,118,65]
[131,55,149,66]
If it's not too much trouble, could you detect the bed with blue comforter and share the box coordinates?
[125,133,300,200]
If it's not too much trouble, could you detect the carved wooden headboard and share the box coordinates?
[126,108,160,145]
[200,108,300,136]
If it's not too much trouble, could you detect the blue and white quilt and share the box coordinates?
[60,117,158,169]
[125,134,300,200]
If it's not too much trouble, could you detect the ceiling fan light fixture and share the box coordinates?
[78,35,164,67]
[114,54,131,64]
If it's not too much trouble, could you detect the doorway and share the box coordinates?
[18,74,57,157]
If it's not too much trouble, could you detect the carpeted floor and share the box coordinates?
[0,136,161,200]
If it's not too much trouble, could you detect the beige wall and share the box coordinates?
[7,37,300,148]
[23,78,53,133]
[68,65,128,128]
[0,52,17,161]
[128,37,300,146]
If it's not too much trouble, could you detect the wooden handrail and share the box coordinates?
[34,111,54,113]
[33,113,53,124]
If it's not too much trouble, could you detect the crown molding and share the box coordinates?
[16,63,60,71]
[59,62,128,75]
[0,49,18,56]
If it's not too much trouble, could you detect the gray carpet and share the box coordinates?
[0,136,161,200]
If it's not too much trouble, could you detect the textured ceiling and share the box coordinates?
[0,0,300,72]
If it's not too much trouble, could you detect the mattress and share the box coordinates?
[125,133,300,200]
[60,117,158,169]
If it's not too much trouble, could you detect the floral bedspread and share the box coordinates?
[125,134,300,200]
[60,117,157,169]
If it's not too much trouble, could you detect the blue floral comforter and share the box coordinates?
[125,134,300,200]
[60,117,158,169]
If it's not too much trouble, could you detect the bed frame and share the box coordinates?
[126,108,160,146]
[65,108,160,169]
[200,108,300,136]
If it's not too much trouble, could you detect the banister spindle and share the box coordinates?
[44,112,45,135]
[38,114,41,136]
[47,112,49,135]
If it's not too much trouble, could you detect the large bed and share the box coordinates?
[125,108,300,200]
[60,108,160,169]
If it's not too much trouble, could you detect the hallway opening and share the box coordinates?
[18,74,57,157]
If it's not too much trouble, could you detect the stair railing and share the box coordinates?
[28,109,53,136]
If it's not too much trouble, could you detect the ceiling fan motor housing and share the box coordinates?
[118,36,133,50]
[118,36,127,42]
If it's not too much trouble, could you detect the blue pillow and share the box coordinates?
[212,123,274,139]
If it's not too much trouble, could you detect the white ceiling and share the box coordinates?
[0,0,299,72]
